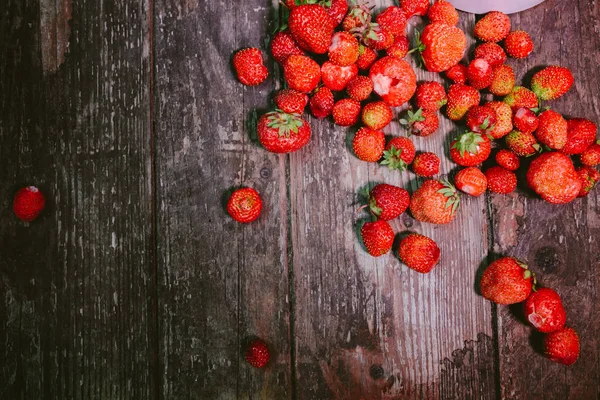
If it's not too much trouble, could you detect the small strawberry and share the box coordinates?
[361,220,395,257]
[562,118,597,155]
[400,108,439,137]
[473,42,507,67]
[270,30,305,65]
[321,61,358,91]
[466,106,497,134]
[576,166,600,197]
[503,86,538,110]
[454,167,487,197]
[245,338,270,368]
[544,327,580,366]
[484,101,513,139]
[342,1,372,32]
[361,24,394,50]
[581,142,600,166]
[446,83,480,121]
[450,131,492,166]
[412,152,441,177]
[289,4,335,54]
[356,45,378,70]
[367,183,410,221]
[328,31,359,66]
[233,48,269,86]
[480,257,533,305]
[258,110,311,153]
[332,98,362,126]
[375,6,407,36]
[323,0,349,26]
[527,152,582,204]
[512,107,539,134]
[283,55,321,93]
[409,179,460,224]
[381,137,416,171]
[398,233,441,273]
[346,75,374,101]
[362,101,393,130]
[415,81,447,112]
[309,87,334,119]
[505,130,541,157]
[386,35,410,58]
[531,66,574,101]
[353,127,385,162]
[445,63,468,84]
[369,56,417,107]
[524,288,567,333]
[427,0,459,26]
[399,0,430,17]
[495,149,520,171]
[416,23,467,72]
[485,166,517,194]
[474,11,511,43]
[467,58,493,90]
[489,64,515,96]
[535,110,568,150]
[227,188,263,223]
[503,30,534,59]
[274,89,309,114]
[13,186,46,222]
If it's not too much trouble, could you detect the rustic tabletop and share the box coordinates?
[1,0,599,399]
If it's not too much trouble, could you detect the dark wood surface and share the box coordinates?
[0,0,598,399]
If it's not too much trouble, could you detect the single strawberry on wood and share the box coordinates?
[524,288,567,333]
[544,327,580,366]
[375,6,407,36]
[361,220,395,257]
[369,56,417,107]
[505,130,541,157]
[445,63,468,84]
[13,186,46,222]
[489,64,515,96]
[454,167,487,197]
[346,75,374,101]
[504,86,538,111]
[427,0,459,26]
[535,110,568,150]
[450,131,492,167]
[495,150,520,171]
[409,179,460,224]
[446,84,480,121]
[332,98,362,126]
[416,23,466,73]
[245,338,270,368]
[258,110,311,153]
[503,30,534,59]
[415,81,447,112]
[398,233,441,273]
[353,127,385,162]
[531,66,574,101]
[227,188,263,224]
[362,101,393,131]
[289,4,336,54]
[233,48,269,86]
[474,11,511,43]
[562,118,597,155]
[321,61,358,91]
[381,137,416,171]
[412,152,440,177]
[474,42,506,67]
[484,101,513,139]
[512,107,539,134]
[328,31,359,66]
[400,108,439,137]
[480,257,533,305]
[527,152,582,204]
[367,183,410,221]
[485,166,517,194]
[270,30,305,65]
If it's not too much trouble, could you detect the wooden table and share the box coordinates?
[1,0,598,398]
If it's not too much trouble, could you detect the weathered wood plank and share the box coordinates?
[153,1,292,398]
[0,0,154,398]
[490,1,600,398]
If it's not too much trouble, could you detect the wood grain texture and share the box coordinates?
[0,0,154,399]
[490,0,600,398]
[153,0,292,398]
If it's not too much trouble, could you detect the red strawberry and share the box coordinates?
[535,110,568,150]
[544,327,580,366]
[445,63,468,84]
[531,66,574,101]
[323,0,349,26]
[485,166,517,194]
[342,2,372,32]
[512,107,539,134]
[245,338,270,368]
[473,42,507,67]
[474,11,510,43]
[467,58,493,90]
[289,4,335,54]
[503,86,538,110]
[227,188,263,223]
[283,55,321,93]
[346,75,374,101]
[233,48,269,86]
[270,30,305,65]
[321,61,358,91]
[274,89,309,114]
[258,110,311,153]
[386,35,410,58]
[368,183,410,221]
[362,101,393,130]
[562,118,597,155]
[484,101,513,139]
[375,6,407,36]
[398,233,441,273]
[332,98,362,126]
[356,45,378,70]
[495,149,520,171]
[328,31,359,66]
[450,131,492,166]
[361,220,395,257]
[489,64,515,96]
[409,179,460,224]
[400,108,439,137]
[504,30,534,59]
[581,142,600,166]
[417,23,467,73]
[415,81,447,112]
[361,24,394,50]
[466,106,497,134]
[446,83,480,121]
[13,186,46,222]
[353,127,385,162]
[381,137,416,171]
[524,288,567,333]
[527,152,582,204]
[576,166,600,197]
[412,152,440,177]
[480,257,533,305]
[369,56,417,107]
[427,0,459,26]
[505,130,541,157]
[399,0,430,17]
[309,87,334,119]
[454,167,487,197]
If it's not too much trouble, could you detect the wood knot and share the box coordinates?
[260,167,272,179]
[369,364,384,380]
[534,246,561,274]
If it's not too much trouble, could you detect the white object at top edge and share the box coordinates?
[448,0,546,14]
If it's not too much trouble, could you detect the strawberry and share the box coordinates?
[356,45,378,70]
[535,110,568,150]
[342,1,372,32]
[503,30,534,59]
[512,107,539,134]
[270,30,306,65]
[531,66,574,101]
[415,81,447,112]
[283,55,321,93]
[362,101,393,130]
[400,108,439,137]
[321,61,358,91]
[245,338,270,368]
[353,127,385,162]
[480,257,533,305]
[386,35,410,58]
[322,0,349,26]
[466,106,497,134]
[503,86,538,110]
[361,220,395,257]
[369,56,417,107]
[544,327,580,366]
[417,23,467,73]
[562,118,597,155]
[505,130,541,157]
[367,183,410,220]
[227,188,263,223]
[524,288,567,333]
[258,110,311,153]
[446,83,480,121]
[328,31,359,66]
[473,42,507,67]
[375,6,407,36]
[527,152,582,204]
[412,152,440,177]
[485,166,517,194]
[332,98,362,126]
[13,186,46,222]
[381,137,416,171]
[274,89,309,114]
[581,142,600,166]
[495,149,520,171]
[445,63,468,84]
[427,0,459,26]
[346,75,374,101]
[233,48,269,86]
[484,101,513,139]
[309,87,334,119]
[489,64,515,96]
[289,4,335,54]
[454,167,487,197]
[399,0,429,17]
[450,131,492,166]
[474,11,510,43]
[467,58,493,90]
[409,179,460,224]
[361,24,394,51]
[576,166,600,197]
[398,233,441,273]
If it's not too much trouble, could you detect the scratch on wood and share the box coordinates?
[40,0,72,74]
[492,193,525,252]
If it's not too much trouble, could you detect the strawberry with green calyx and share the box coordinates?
[524,288,567,333]
[535,110,568,150]
[283,55,321,93]
[328,31,359,66]
[233,48,269,86]
[481,257,534,305]
[512,107,539,134]
[332,98,362,126]
[309,86,334,119]
[415,81,447,112]
[495,149,520,171]
[450,131,492,167]
[454,167,487,197]
[544,327,580,366]
[474,42,506,67]
[531,66,574,101]
[484,101,513,139]
[527,152,582,204]
[503,86,538,111]
[369,56,417,107]
[375,6,407,36]
[227,188,263,224]
[409,179,460,224]
[581,141,600,166]
[412,152,440,177]
[321,61,358,91]
[415,23,466,72]
[489,64,515,96]
[381,137,416,171]
[361,220,395,257]
[505,130,542,157]
[362,101,393,131]
[245,338,270,368]
[366,183,410,221]
[466,106,496,134]
[357,23,394,51]
[353,127,385,162]
[427,0,459,26]
[474,11,510,43]
[485,166,517,194]
[342,0,373,32]
[446,83,480,121]
[346,75,374,101]
[289,4,335,54]
[398,233,441,273]
[274,89,309,114]
[576,166,600,197]
[562,118,597,155]
[258,110,311,153]
[400,108,439,137]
